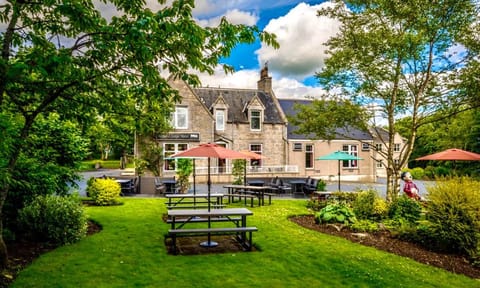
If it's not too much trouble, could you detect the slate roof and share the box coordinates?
[193,87,285,124]
[278,99,374,141]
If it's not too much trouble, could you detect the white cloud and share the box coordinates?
[196,9,258,27]
[196,66,326,99]
[256,2,341,80]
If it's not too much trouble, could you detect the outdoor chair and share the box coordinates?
[154,177,166,195]
[303,178,319,194]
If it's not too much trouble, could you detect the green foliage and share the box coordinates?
[139,142,164,177]
[3,114,87,233]
[315,203,357,225]
[0,0,278,267]
[316,0,478,201]
[330,191,358,204]
[232,159,245,185]
[352,190,388,221]
[316,179,327,191]
[18,194,87,245]
[387,195,422,224]
[419,178,480,259]
[287,99,369,141]
[306,198,329,212]
[86,178,121,206]
[349,219,379,233]
[176,158,192,193]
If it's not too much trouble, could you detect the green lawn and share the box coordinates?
[12,199,480,288]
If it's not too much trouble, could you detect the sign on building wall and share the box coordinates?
[156,133,200,141]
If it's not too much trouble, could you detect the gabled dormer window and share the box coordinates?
[171,106,188,129]
[215,109,225,131]
[250,109,261,131]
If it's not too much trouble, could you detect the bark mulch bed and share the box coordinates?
[290,215,480,279]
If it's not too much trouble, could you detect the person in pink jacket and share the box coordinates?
[400,171,421,200]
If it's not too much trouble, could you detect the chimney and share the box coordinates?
[257,61,272,94]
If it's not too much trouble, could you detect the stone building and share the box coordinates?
[150,65,405,184]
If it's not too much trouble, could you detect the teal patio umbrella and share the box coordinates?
[316,151,363,191]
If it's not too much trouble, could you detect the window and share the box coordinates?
[394,143,401,152]
[376,144,383,151]
[376,160,383,168]
[163,143,188,171]
[250,109,261,131]
[215,109,225,131]
[342,144,358,168]
[171,106,188,129]
[362,143,370,151]
[293,143,302,151]
[305,144,314,169]
[249,144,262,166]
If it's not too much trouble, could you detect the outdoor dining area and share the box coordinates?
[160,143,344,254]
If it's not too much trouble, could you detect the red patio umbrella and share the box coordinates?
[416,148,480,161]
[171,143,253,247]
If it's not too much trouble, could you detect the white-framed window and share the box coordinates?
[171,106,188,129]
[250,109,261,131]
[215,109,225,131]
[376,143,383,151]
[342,144,358,168]
[305,144,314,169]
[249,144,262,166]
[394,143,401,152]
[163,143,188,171]
[362,143,370,151]
[376,160,383,168]
[293,143,302,151]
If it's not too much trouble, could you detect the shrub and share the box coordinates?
[306,198,329,212]
[352,189,387,221]
[330,191,358,204]
[18,194,87,245]
[420,177,480,260]
[315,203,356,225]
[349,219,379,233]
[316,179,327,191]
[387,195,422,224]
[87,178,121,206]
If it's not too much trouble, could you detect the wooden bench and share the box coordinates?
[224,194,256,207]
[264,193,275,205]
[243,190,274,205]
[168,227,258,254]
[166,217,242,225]
[166,204,226,210]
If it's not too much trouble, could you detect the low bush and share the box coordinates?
[18,194,87,245]
[420,177,480,261]
[387,195,422,224]
[353,189,388,221]
[87,178,121,206]
[315,203,356,225]
[349,219,379,233]
[316,179,327,191]
[330,191,358,204]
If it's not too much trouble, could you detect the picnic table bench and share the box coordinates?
[166,208,257,255]
[165,193,224,209]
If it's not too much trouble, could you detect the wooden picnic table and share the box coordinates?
[165,193,224,209]
[223,184,273,206]
[167,208,257,254]
[312,191,332,201]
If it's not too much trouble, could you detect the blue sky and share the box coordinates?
[96,0,338,98]
[188,0,338,99]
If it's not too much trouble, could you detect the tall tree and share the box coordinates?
[0,0,277,268]
[312,0,479,201]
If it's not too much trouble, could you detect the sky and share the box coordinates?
[190,0,338,99]
[0,0,337,99]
